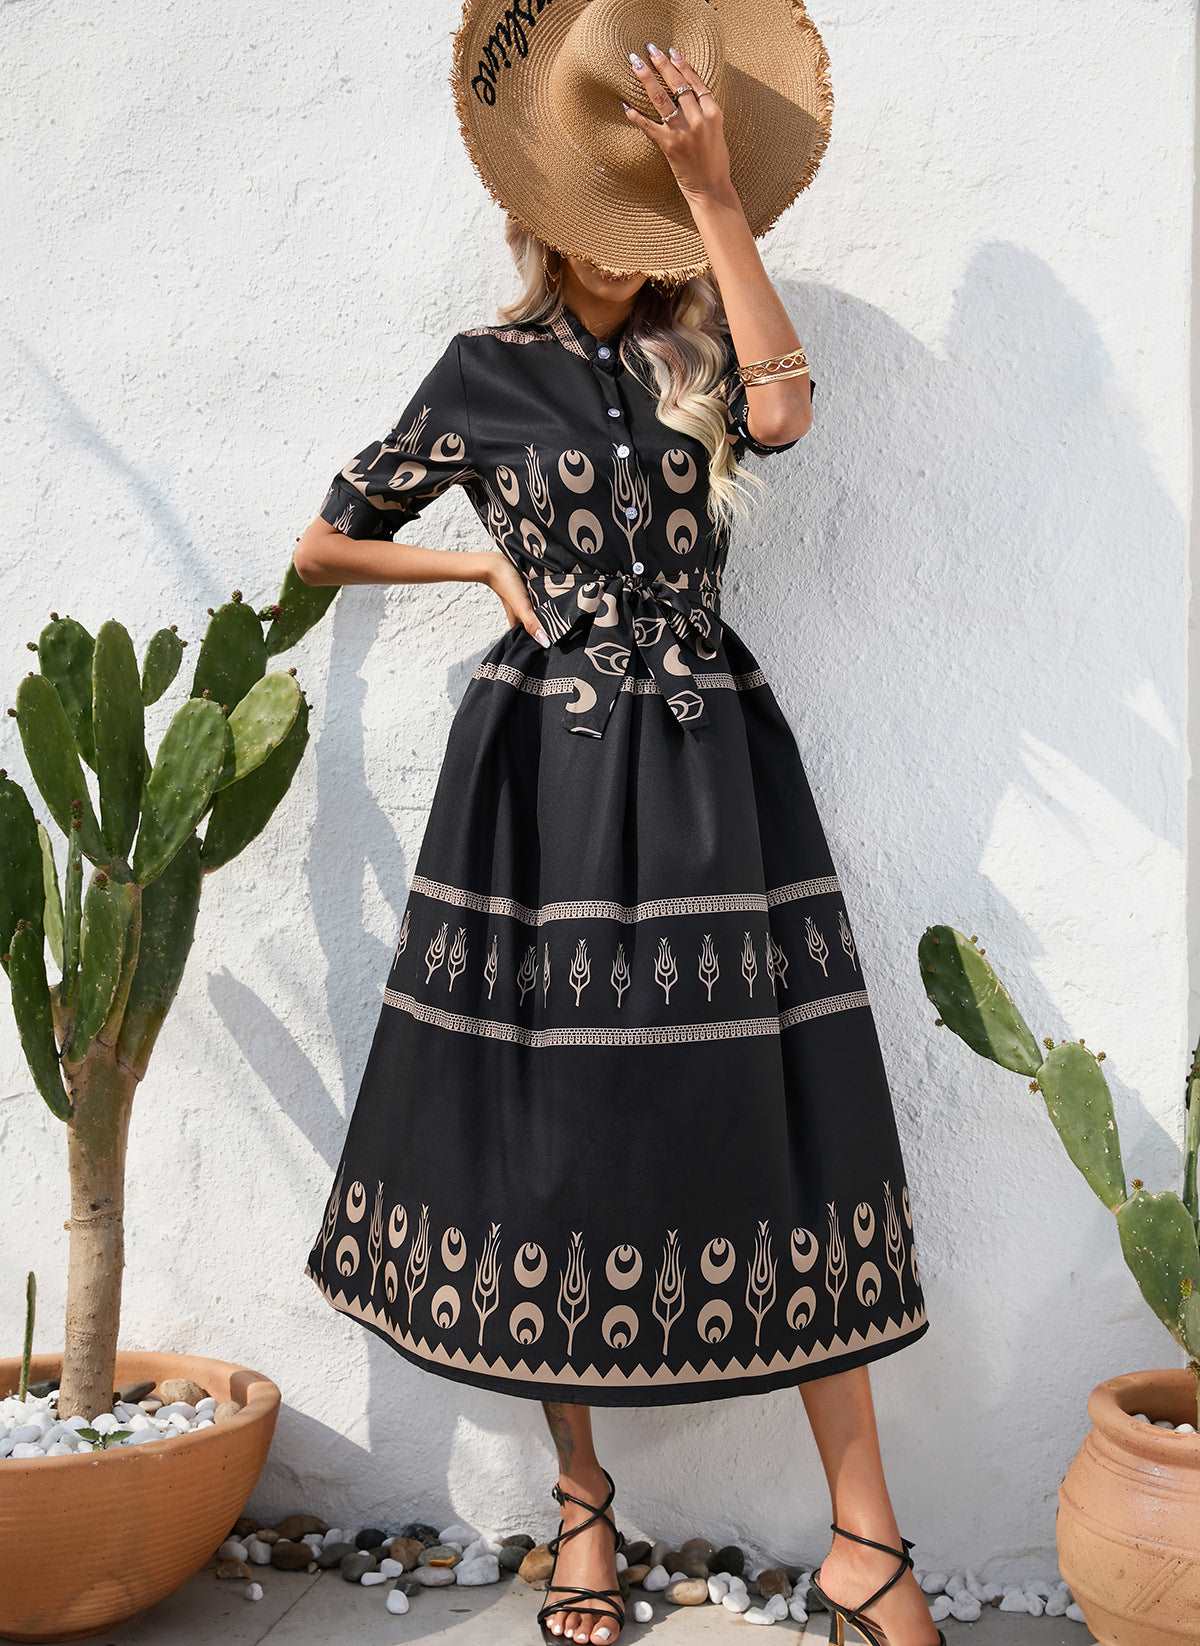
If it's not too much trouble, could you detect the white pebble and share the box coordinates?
[1132,1412,1151,1423]
[9,1424,43,1445]
[195,1396,217,1414]
[61,1415,89,1432]
[1046,1591,1070,1616]
[632,1599,653,1623]
[10,1443,44,1459]
[125,1427,163,1446]
[218,1539,248,1562]
[1026,1580,1055,1599]
[723,1591,752,1614]
[929,1595,954,1622]
[1024,1593,1046,1617]
[615,1551,628,1573]
[999,1589,1031,1614]
[944,1573,969,1598]
[379,1557,403,1578]
[788,1595,808,1624]
[322,1527,345,1546]
[764,1594,789,1620]
[708,1575,730,1603]
[744,1606,777,1626]
[156,1401,196,1420]
[360,1571,387,1587]
[45,1441,76,1456]
[921,1571,948,1594]
[643,1565,669,1592]
[301,1533,324,1551]
[91,1413,121,1435]
[1175,1423,1196,1434]
[244,1582,263,1602]
[1154,1419,1175,1429]
[950,1594,981,1622]
[386,1587,410,1615]
[1067,1602,1087,1623]
[439,1521,477,1547]
[456,1554,500,1586]
[669,1570,688,1583]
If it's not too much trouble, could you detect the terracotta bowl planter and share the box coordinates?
[1057,1368,1200,1646]
[0,1350,280,1643]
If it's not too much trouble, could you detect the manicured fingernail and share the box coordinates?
[629,51,643,68]
[646,41,662,55]
[535,627,551,648]
[621,100,632,112]
[668,45,682,61]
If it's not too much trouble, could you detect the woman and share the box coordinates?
[301,6,938,1645]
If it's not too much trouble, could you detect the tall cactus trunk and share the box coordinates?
[58,1045,138,1420]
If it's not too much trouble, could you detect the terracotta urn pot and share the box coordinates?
[0,1350,280,1643]
[1057,1368,1200,1646]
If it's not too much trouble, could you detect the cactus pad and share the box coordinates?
[202,695,309,870]
[191,599,267,711]
[7,921,70,1120]
[0,774,44,968]
[1116,1187,1200,1347]
[15,673,105,864]
[37,616,96,767]
[117,834,203,1077]
[264,564,338,656]
[216,672,301,790]
[93,620,145,860]
[1036,1041,1127,1210]
[130,698,229,886]
[918,926,1042,1077]
[140,627,185,707]
[65,874,135,1062]
[37,823,64,973]
[61,827,82,1005]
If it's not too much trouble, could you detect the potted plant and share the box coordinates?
[919,926,1200,1646]
[0,571,335,1642]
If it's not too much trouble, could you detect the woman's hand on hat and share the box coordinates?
[622,44,737,206]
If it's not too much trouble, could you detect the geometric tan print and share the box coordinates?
[606,1244,643,1290]
[652,1230,686,1354]
[459,325,554,345]
[472,1222,502,1348]
[698,934,720,1000]
[765,935,789,994]
[569,940,591,1004]
[557,1231,590,1354]
[662,449,698,492]
[309,1173,925,1392]
[346,1179,367,1223]
[883,1181,906,1305]
[741,931,758,996]
[484,935,499,999]
[526,445,554,528]
[611,943,631,1005]
[559,450,596,493]
[406,873,842,927]
[700,1235,736,1284]
[447,928,468,991]
[839,910,858,971]
[790,1226,820,1272]
[394,908,411,964]
[745,1221,777,1347]
[666,508,700,556]
[568,509,606,557]
[368,1182,384,1294]
[517,945,537,1004]
[309,1265,929,1392]
[388,1202,408,1249]
[654,937,678,1003]
[825,1202,847,1328]
[405,1204,431,1325]
[318,1160,345,1268]
[382,987,873,1047]
[425,923,448,983]
[805,916,830,976]
[609,446,652,554]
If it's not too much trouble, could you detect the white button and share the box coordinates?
[597,345,611,359]
[616,444,630,457]
[631,560,645,574]
[624,505,637,519]
[607,407,621,418]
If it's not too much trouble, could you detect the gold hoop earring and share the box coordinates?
[542,245,561,289]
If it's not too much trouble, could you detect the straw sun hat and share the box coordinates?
[450,0,832,286]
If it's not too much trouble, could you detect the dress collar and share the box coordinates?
[548,302,631,364]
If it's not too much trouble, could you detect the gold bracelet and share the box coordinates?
[737,347,810,386]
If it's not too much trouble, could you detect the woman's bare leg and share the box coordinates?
[799,1367,939,1645]
[540,1402,622,1644]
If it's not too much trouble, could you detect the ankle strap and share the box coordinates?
[548,1467,624,1556]
[830,1523,915,1560]
[828,1522,914,1619]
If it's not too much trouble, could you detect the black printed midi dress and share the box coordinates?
[305,302,929,1405]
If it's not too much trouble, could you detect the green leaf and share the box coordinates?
[65,873,135,1062]
[202,696,309,871]
[61,827,82,1006]
[191,598,267,712]
[15,673,105,864]
[117,834,202,1078]
[263,563,338,656]
[37,823,63,972]
[131,699,229,886]
[7,921,70,1119]
[0,773,45,970]
[1037,1041,1127,1211]
[37,616,96,768]
[215,672,301,791]
[92,621,145,860]
[141,627,185,707]
[1116,1188,1200,1347]
[918,926,1042,1077]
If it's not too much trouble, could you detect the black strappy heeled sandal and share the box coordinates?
[536,1466,626,1644]
[809,1524,947,1646]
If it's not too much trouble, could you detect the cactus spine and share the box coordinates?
[920,925,1200,1422]
[0,581,328,1418]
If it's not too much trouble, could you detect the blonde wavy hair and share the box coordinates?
[497,220,763,542]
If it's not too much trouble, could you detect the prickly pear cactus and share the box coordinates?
[922,925,1200,1420]
[0,571,334,1420]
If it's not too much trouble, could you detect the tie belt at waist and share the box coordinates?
[527,569,722,739]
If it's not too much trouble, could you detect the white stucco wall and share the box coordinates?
[1,0,1195,1576]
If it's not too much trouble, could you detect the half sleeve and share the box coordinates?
[318,335,475,540]
[721,341,816,461]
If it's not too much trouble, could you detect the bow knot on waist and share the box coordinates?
[527,568,722,738]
